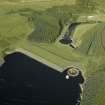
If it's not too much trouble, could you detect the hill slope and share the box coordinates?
[0,1,105,105]
[74,23,105,55]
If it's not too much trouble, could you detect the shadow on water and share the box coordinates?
[0,52,84,105]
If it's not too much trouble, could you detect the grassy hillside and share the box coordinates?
[0,0,75,62]
[28,5,79,43]
[81,58,105,105]
[0,13,32,61]
[0,0,76,13]
[74,23,105,55]
[72,22,105,105]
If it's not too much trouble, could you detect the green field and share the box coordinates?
[0,0,105,105]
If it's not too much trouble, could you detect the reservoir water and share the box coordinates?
[0,52,84,105]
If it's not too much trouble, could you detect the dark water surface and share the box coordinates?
[0,52,84,105]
